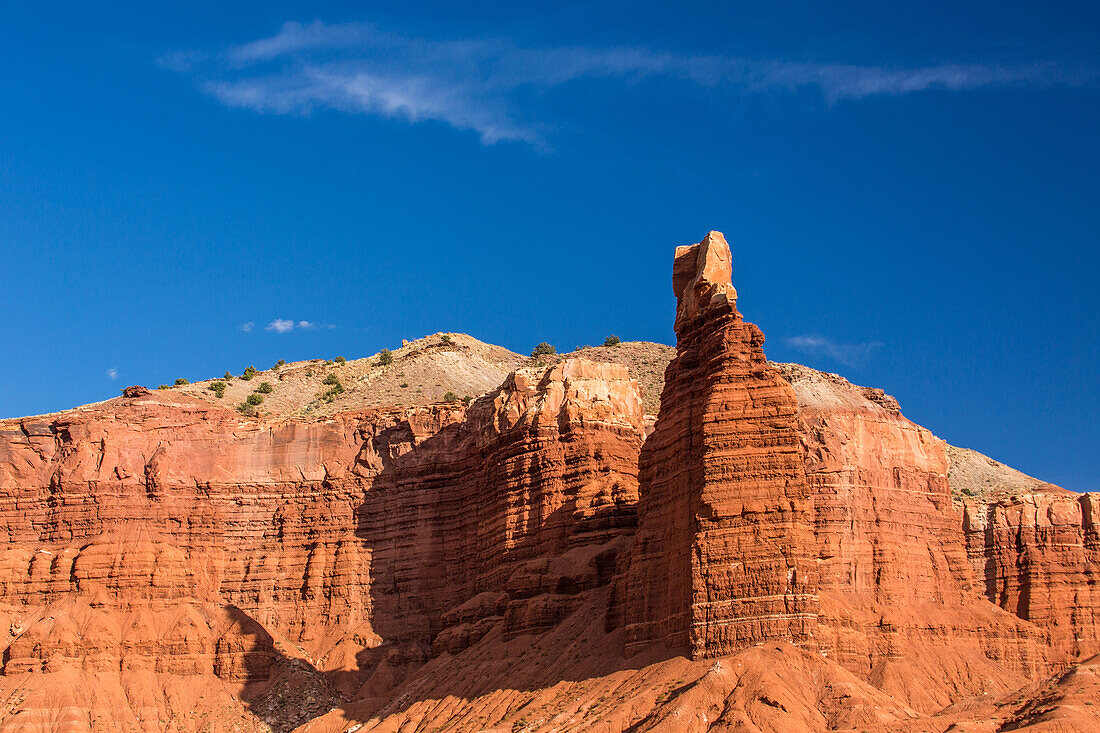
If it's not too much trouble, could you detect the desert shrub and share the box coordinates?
[400,382,409,388]
[323,359,334,366]
[377,348,393,366]
[319,382,345,402]
[241,366,257,381]
[245,393,264,406]
[531,342,556,358]
[463,395,473,405]
[174,377,189,386]
[237,402,257,417]
[334,355,346,364]
[440,335,452,345]
[323,373,339,385]
[256,382,274,394]
[443,391,458,402]
[273,359,286,370]
[223,371,233,381]
[209,381,227,398]
[158,385,170,390]
[603,335,621,347]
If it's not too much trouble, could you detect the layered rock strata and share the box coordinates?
[616,231,819,658]
[0,230,1096,731]
[962,489,1100,660]
[778,363,1051,708]
[0,358,645,728]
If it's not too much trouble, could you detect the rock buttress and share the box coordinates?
[614,231,819,658]
[962,490,1100,661]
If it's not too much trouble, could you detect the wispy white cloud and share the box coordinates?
[164,20,1095,146]
[263,318,334,333]
[239,321,255,332]
[786,335,882,368]
[106,367,119,380]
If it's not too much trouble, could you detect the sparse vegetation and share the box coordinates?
[245,393,264,406]
[223,371,233,381]
[440,334,452,345]
[209,381,227,399]
[157,384,170,390]
[463,395,473,406]
[237,402,258,417]
[400,382,409,388]
[323,359,334,366]
[377,348,394,366]
[273,359,286,370]
[603,335,621,347]
[334,355,346,364]
[174,377,189,386]
[319,374,345,402]
[531,342,556,358]
[256,382,274,394]
[241,365,257,381]
[443,391,458,402]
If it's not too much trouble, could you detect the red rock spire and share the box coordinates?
[619,230,819,658]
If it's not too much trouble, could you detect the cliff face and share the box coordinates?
[0,359,645,730]
[963,490,1100,660]
[0,231,1095,732]
[361,359,644,654]
[616,231,818,658]
[778,363,1051,709]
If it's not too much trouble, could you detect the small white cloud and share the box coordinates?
[106,367,119,380]
[239,321,255,332]
[786,335,882,368]
[297,320,316,329]
[266,318,295,333]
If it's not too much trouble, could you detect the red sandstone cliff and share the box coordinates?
[962,488,1100,661]
[614,231,818,658]
[0,359,645,730]
[0,231,1095,732]
[777,363,1050,709]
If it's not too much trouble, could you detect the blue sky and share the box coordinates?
[2,2,1097,490]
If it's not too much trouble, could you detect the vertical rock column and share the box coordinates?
[621,231,818,658]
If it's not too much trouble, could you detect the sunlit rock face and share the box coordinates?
[614,231,819,659]
[962,489,1100,660]
[0,230,1095,732]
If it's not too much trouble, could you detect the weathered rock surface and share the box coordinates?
[614,231,818,659]
[0,231,1095,732]
[778,363,1051,710]
[963,488,1100,660]
[0,359,645,730]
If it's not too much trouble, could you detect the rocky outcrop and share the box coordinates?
[0,230,1095,732]
[0,358,645,729]
[963,489,1100,660]
[615,231,818,658]
[359,359,644,652]
[778,363,1051,709]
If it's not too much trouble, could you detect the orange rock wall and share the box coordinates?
[780,365,1051,706]
[963,490,1100,660]
[617,232,818,658]
[0,359,645,697]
